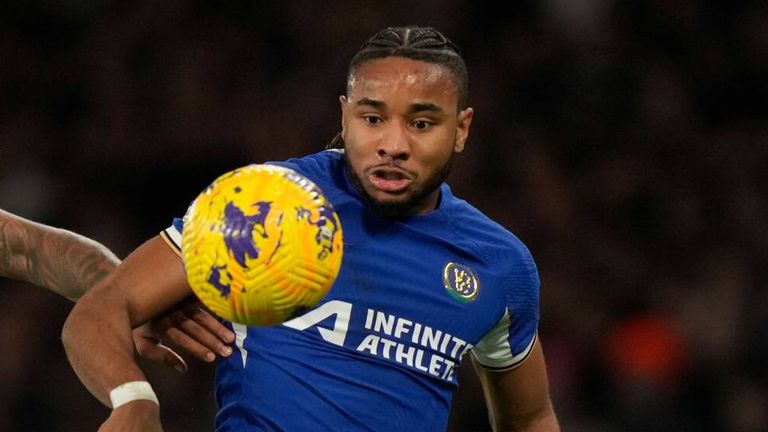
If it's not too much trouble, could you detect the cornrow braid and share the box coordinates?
[327,26,469,150]
[351,26,468,109]
[359,27,463,54]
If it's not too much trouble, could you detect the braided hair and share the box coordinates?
[327,26,468,149]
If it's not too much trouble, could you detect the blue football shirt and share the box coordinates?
[161,150,540,432]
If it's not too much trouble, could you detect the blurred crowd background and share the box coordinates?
[1,1,767,431]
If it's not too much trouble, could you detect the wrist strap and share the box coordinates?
[109,381,159,409]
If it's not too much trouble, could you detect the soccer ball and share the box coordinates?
[181,164,343,326]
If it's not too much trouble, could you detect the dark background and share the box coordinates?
[1,1,767,431]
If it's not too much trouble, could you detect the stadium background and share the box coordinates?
[1,1,767,431]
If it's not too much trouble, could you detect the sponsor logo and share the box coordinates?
[278,301,473,382]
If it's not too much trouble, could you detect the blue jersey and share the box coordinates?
[161,150,540,432]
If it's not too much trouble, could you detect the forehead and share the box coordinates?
[347,57,458,106]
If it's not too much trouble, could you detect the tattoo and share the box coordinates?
[0,210,120,301]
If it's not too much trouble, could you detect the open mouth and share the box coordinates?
[368,168,413,193]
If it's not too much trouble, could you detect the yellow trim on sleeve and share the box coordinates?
[159,230,182,257]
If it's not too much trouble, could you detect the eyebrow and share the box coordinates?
[355,97,385,109]
[355,98,444,114]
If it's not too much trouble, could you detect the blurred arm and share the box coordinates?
[0,209,233,370]
[62,236,192,407]
[0,208,120,301]
[473,339,560,432]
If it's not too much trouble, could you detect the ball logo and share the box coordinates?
[207,200,275,299]
[443,262,480,303]
[222,201,273,266]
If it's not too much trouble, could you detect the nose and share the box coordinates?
[377,122,410,161]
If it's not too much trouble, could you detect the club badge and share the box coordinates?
[443,262,480,303]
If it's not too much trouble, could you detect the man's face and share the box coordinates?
[340,56,473,217]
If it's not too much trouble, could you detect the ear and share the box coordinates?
[454,107,474,153]
[339,95,349,139]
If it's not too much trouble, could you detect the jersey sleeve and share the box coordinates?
[471,246,540,371]
[159,217,184,256]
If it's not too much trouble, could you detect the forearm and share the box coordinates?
[62,279,149,407]
[28,228,120,301]
[0,209,120,300]
[62,236,193,408]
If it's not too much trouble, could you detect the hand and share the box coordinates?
[133,300,235,372]
[97,400,162,432]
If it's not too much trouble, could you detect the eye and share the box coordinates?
[362,115,383,125]
[412,120,433,130]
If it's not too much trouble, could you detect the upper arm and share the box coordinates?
[472,245,558,431]
[86,235,192,327]
[473,339,559,431]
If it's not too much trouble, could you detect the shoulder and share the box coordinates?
[267,150,347,198]
[440,192,535,266]
[267,149,344,180]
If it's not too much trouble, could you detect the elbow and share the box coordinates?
[61,300,84,355]
[61,292,102,357]
[61,282,130,358]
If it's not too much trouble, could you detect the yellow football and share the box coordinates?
[181,164,343,326]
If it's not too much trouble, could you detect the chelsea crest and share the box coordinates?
[443,262,480,303]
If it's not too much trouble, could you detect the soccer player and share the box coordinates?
[0,208,234,371]
[62,26,560,431]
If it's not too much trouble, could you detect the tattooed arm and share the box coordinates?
[0,208,234,368]
[0,208,119,301]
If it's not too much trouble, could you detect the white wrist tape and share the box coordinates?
[109,381,159,409]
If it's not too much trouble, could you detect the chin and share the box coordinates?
[367,190,408,204]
